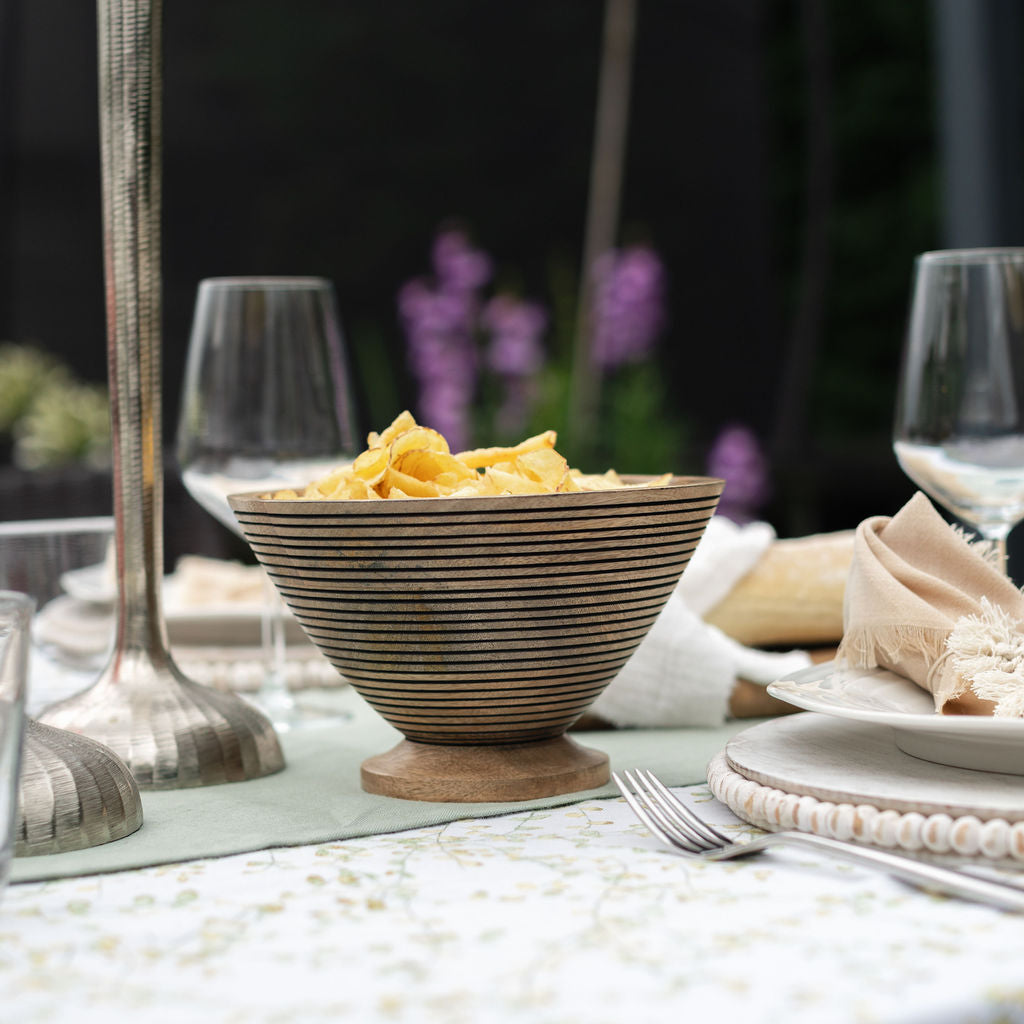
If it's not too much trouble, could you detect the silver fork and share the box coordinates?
[613,769,1024,913]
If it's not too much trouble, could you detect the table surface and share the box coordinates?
[3,779,1024,1024]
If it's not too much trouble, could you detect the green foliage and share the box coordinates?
[0,345,68,433]
[0,344,111,470]
[601,363,688,476]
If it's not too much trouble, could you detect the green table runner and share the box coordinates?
[12,688,760,883]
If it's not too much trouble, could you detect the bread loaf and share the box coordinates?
[703,530,854,647]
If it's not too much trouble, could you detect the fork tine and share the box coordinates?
[624,771,706,855]
[613,771,702,854]
[638,770,735,846]
[611,772,676,848]
[629,771,718,852]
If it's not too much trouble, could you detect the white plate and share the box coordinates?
[60,563,115,604]
[53,564,308,650]
[767,661,1024,776]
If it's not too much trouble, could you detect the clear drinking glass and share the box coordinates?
[894,248,1024,574]
[0,518,115,705]
[176,277,359,730]
[0,592,34,900]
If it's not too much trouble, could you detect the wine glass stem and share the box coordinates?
[259,572,294,716]
[977,523,1011,577]
[994,537,1009,577]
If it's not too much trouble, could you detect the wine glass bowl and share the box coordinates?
[177,276,359,530]
[228,475,723,801]
[0,516,114,676]
[894,248,1024,569]
[176,277,359,728]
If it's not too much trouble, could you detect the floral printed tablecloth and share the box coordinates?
[3,785,1023,1024]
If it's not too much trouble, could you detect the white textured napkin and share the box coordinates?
[676,515,777,615]
[592,517,812,727]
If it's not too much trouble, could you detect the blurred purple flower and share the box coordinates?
[418,378,474,451]
[398,226,550,449]
[482,296,547,378]
[398,270,481,452]
[706,424,771,524]
[398,281,477,384]
[432,230,493,295]
[590,245,667,369]
[481,295,548,435]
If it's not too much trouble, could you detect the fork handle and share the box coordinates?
[730,831,1024,913]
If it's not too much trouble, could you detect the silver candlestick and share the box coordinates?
[39,0,284,788]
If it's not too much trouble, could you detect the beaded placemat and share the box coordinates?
[707,713,1024,863]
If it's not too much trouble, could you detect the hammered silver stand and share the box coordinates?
[39,0,284,788]
[16,719,143,856]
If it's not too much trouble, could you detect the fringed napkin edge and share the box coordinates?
[837,515,1024,718]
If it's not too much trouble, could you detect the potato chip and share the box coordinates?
[380,466,443,498]
[394,449,475,483]
[569,468,621,490]
[389,426,450,459]
[351,445,390,484]
[482,468,551,495]
[639,472,673,488]
[373,410,418,448]
[306,467,350,497]
[514,448,569,489]
[267,411,673,501]
[433,470,465,490]
[334,477,376,500]
[454,430,557,470]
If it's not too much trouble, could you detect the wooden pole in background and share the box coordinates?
[567,0,637,458]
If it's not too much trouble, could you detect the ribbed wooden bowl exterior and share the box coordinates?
[230,476,722,745]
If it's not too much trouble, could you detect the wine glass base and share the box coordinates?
[243,685,353,734]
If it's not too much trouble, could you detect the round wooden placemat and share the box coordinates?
[707,714,1024,862]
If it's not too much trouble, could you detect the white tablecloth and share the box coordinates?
[3,784,1022,1024]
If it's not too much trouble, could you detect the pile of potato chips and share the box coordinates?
[266,411,672,500]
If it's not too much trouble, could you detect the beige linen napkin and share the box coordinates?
[837,491,1024,716]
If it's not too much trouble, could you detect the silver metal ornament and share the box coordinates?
[39,0,284,788]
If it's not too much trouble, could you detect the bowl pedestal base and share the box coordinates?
[361,736,610,802]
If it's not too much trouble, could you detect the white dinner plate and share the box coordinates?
[767,661,1024,776]
[54,563,308,650]
[60,563,115,604]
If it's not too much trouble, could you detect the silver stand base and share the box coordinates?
[39,653,284,790]
[16,719,144,856]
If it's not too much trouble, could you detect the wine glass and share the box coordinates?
[894,248,1024,575]
[176,277,359,729]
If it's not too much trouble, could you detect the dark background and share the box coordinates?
[2,0,1023,569]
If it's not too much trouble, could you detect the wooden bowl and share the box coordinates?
[229,475,723,801]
